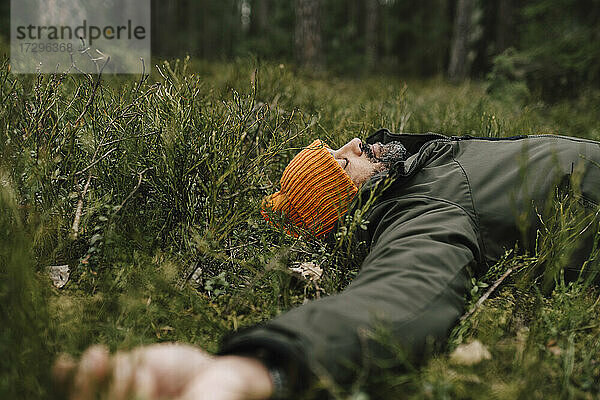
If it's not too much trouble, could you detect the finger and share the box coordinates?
[135,343,215,398]
[71,345,110,400]
[132,366,157,400]
[107,352,137,400]
[179,372,253,400]
[178,356,273,400]
[52,353,77,394]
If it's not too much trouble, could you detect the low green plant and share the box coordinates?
[1,55,600,399]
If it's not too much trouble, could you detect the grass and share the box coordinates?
[1,55,600,399]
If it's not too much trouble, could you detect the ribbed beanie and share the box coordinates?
[261,139,359,237]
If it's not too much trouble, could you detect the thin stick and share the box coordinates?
[72,55,110,126]
[223,239,260,253]
[70,173,92,240]
[114,168,150,212]
[135,58,147,93]
[75,147,117,176]
[460,267,514,322]
[99,130,159,148]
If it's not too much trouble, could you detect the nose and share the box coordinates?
[334,138,362,158]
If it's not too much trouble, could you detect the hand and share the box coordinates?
[53,343,274,400]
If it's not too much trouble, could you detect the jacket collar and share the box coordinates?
[325,129,451,243]
[366,128,450,155]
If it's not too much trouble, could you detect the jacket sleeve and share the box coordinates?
[220,196,481,390]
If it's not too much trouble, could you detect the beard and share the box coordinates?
[361,141,408,170]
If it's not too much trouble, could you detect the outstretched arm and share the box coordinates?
[222,197,481,391]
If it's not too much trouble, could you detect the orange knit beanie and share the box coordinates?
[261,139,359,237]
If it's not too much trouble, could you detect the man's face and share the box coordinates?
[329,138,405,187]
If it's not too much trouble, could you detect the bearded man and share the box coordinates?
[55,130,600,400]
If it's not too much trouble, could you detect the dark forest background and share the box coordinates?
[1,0,599,99]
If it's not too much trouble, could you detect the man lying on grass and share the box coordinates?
[55,130,600,400]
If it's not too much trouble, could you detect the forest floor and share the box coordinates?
[2,56,600,399]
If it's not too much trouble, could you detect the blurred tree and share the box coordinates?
[252,0,269,34]
[2,0,598,95]
[448,0,473,80]
[495,0,515,53]
[151,0,176,57]
[241,1,294,59]
[516,0,600,98]
[0,1,8,40]
[151,0,243,59]
[295,0,323,69]
[320,0,362,73]
[380,0,451,77]
[246,0,270,57]
[364,0,379,70]
[471,0,503,77]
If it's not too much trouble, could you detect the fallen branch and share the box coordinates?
[460,267,514,322]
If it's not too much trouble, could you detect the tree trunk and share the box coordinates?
[160,0,178,57]
[448,0,473,81]
[254,0,269,34]
[364,0,378,70]
[495,0,514,53]
[295,0,323,69]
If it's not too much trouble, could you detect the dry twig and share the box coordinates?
[114,168,151,213]
[460,267,514,322]
[70,173,92,240]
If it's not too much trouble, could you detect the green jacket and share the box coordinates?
[221,131,600,393]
